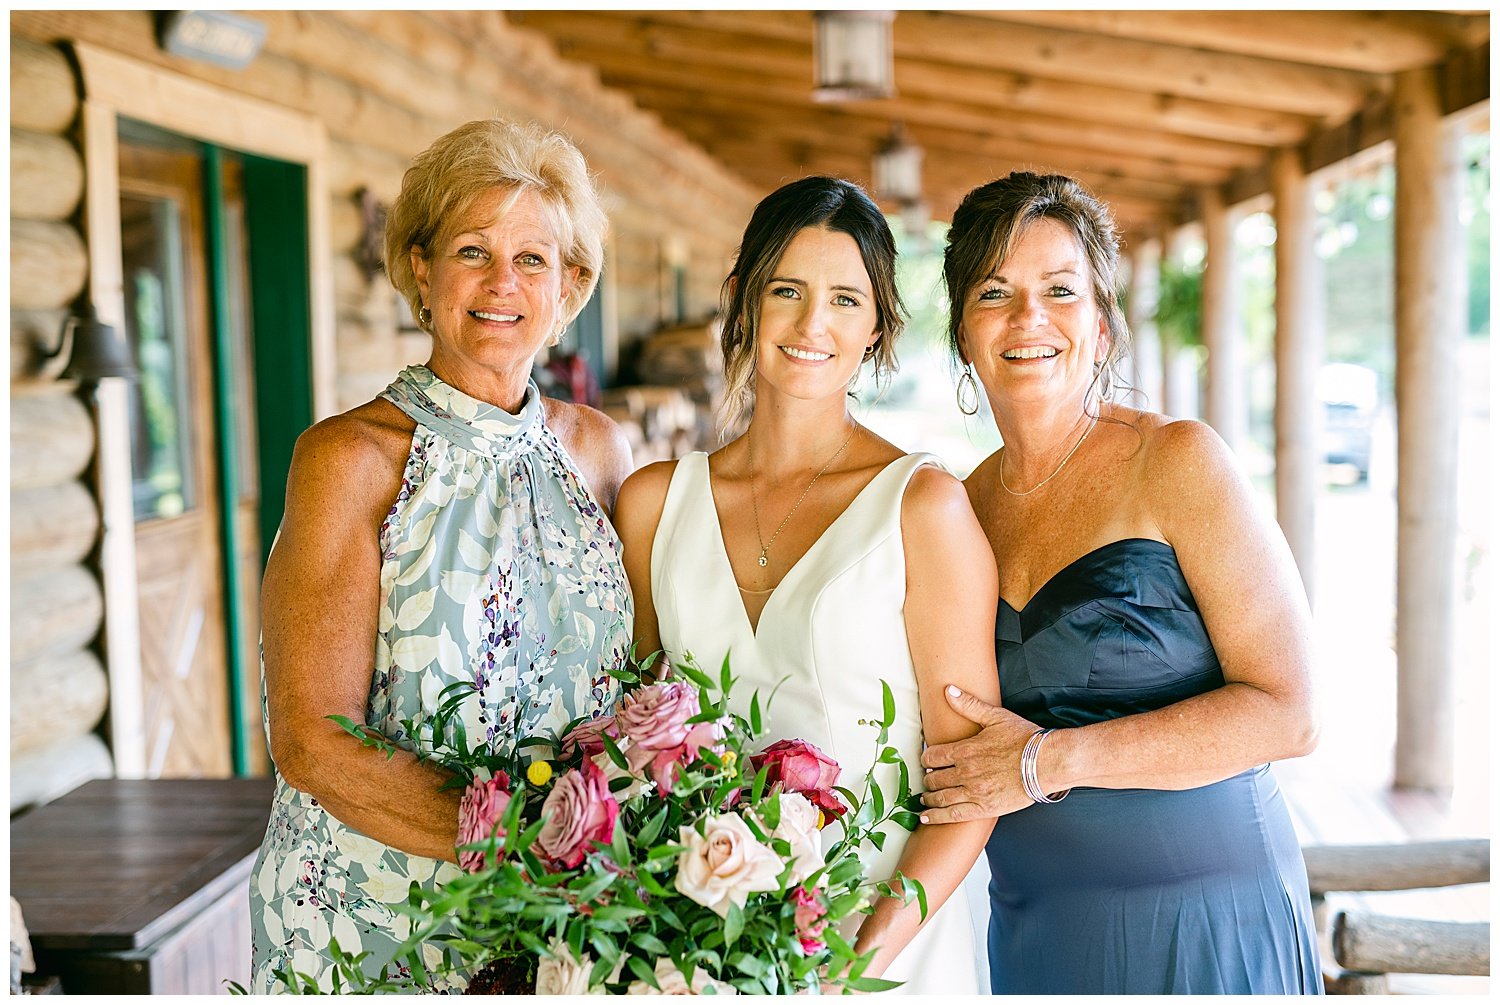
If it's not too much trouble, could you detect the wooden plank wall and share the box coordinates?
[8,13,757,806]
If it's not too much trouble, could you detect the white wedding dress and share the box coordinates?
[650,451,981,995]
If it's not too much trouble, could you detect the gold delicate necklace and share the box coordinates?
[747,422,856,568]
[999,414,1098,497]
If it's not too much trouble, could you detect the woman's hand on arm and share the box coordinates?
[262,414,463,863]
[1040,420,1319,794]
[851,466,1002,977]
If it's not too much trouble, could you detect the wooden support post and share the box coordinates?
[1200,186,1244,455]
[1271,147,1322,602]
[1126,236,1164,410]
[1392,66,1463,792]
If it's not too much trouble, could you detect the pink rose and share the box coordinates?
[560,714,619,758]
[615,683,722,790]
[751,739,847,821]
[457,772,512,873]
[535,758,620,869]
[790,885,829,955]
[615,682,698,751]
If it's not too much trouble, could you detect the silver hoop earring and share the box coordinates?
[418,304,432,327]
[956,366,981,416]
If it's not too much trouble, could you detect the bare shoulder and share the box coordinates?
[614,458,681,533]
[544,397,634,510]
[290,399,413,493]
[901,461,974,524]
[1138,416,1238,491]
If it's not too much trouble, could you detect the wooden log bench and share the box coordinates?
[1303,838,1490,993]
[10,777,274,994]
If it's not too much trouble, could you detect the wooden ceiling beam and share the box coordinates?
[548,35,1314,150]
[963,10,1489,74]
[618,84,1241,186]
[601,72,1264,172]
[555,9,1384,119]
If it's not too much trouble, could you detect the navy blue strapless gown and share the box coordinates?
[986,539,1322,994]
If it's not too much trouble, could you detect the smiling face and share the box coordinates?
[957,216,1109,409]
[411,185,577,388]
[753,225,880,405]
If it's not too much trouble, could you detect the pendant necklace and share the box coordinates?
[999,413,1098,497]
[747,422,856,568]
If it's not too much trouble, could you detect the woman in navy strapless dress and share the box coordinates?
[919,173,1323,994]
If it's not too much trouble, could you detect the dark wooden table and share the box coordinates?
[11,777,274,994]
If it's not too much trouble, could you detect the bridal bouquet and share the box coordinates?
[291,653,924,994]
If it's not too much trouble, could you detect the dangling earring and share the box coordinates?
[418,303,432,327]
[956,365,981,416]
[549,323,565,347]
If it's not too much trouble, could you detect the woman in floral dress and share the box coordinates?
[249,119,634,992]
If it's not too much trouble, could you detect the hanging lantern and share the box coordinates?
[813,11,896,102]
[873,124,923,205]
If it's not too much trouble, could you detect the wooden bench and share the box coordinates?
[1303,838,1490,993]
[10,777,274,994]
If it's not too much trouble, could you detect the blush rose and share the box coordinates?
[456,771,512,873]
[535,758,620,869]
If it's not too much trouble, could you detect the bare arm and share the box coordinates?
[920,420,1319,823]
[262,413,462,862]
[852,466,1002,978]
[612,460,677,666]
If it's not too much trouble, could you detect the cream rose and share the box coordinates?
[535,940,599,995]
[674,812,783,917]
[626,957,736,995]
[769,792,823,886]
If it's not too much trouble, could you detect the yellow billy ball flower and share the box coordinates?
[721,750,738,771]
[526,761,553,787]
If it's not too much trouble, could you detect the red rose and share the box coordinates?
[751,739,847,820]
[457,771,512,873]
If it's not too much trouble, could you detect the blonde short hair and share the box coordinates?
[385,119,606,331]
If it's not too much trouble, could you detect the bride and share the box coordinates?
[614,177,1000,993]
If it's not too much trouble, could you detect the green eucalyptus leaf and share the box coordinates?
[845,976,904,993]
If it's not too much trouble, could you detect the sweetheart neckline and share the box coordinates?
[1000,537,1174,614]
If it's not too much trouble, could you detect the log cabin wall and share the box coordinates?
[8,11,757,806]
[10,36,115,808]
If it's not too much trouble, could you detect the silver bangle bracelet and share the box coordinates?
[1020,727,1070,804]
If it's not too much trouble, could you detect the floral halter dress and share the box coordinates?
[249,365,633,992]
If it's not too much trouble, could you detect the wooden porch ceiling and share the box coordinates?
[506,10,1489,238]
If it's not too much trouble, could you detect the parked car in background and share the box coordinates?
[1318,363,1379,483]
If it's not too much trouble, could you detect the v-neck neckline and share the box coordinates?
[700,452,910,638]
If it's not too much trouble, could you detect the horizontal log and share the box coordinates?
[1303,840,1490,894]
[10,307,71,385]
[10,218,88,311]
[9,36,77,133]
[10,483,99,576]
[11,480,99,570]
[10,649,109,759]
[10,128,84,221]
[965,10,1488,75]
[9,732,113,812]
[1332,910,1490,977]
[10,389,94,490]
[10,564,103,667]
